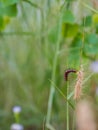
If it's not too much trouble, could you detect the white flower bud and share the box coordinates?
[12,106,21,114]
[11,123,24,130]
[90,61,98,73]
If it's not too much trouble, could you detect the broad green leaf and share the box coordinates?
[71,33,82,47]
[68,49,80,65]
[84,33,98,55]
[0,4,17,17]
[84,44,98,55]
[62,23,79,38]
[82,16,92,26]
[86,33,98,44]
[68,33,82,65]
[92,14,98,24]
[0,16,3,29]
[0,16,5,31]
[3,16,10,24]
[0,0,19,6]
[63,10,75,24]
[0,16,10,31]
[71,33,98,57]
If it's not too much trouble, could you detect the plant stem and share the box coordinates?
[14,113,20,123]
[40,9,45,45]
[47,0,51,14]
[81,1,98,13]
[66,81,69,130]
[46,10,63,128]
[72,111,75,130]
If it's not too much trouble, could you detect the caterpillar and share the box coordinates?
[64,69,77,81]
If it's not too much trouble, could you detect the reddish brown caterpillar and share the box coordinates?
[64,69,77,81]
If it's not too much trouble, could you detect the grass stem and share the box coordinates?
[46,8,63,129]
[66,81,69,130]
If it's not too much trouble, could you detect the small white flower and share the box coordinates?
[11,123,24,130]
[90,61,98,73]
[12,106,21,113]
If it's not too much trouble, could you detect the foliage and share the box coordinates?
[0,0,19,6]
[0,0,98,130]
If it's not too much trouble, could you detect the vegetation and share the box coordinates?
[0,0,98,129]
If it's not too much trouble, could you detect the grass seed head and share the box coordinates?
[74,65,84,100]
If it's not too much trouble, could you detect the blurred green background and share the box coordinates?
[0,0,98,129]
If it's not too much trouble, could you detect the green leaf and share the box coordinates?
[71,33,82,47]
[92,14,98,24]
[0,0,19,6]
[0,4,17,17]
[0,16,4,29]
[63,10,75,24]
[82,16,92,26]
[86,33,98,44]
[84,44,98,55]
[0,16,5,31]
[84,33,98,55]
[68,33,82,65]
[62,23,79,38]
[68,49,80,65]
